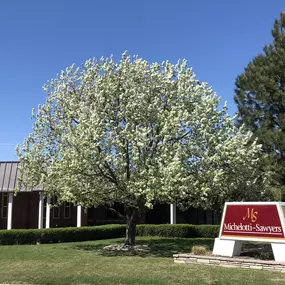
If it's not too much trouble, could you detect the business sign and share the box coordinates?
[219,202,285,242]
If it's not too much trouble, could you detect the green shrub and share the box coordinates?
[0,224,219,245]
[195,224,220,238]
[0,225,126,245]
[38,225,126,244]
[136,224,219,238]
[0,229,39,245]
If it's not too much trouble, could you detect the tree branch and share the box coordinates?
[168,129,192,143]
[96,165,117,184]
[126,140,130,180]
[96,146,119,185]
[104,206,126,221]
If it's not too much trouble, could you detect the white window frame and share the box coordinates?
[1,193,8,219]
[52,205,60,219]
[51,197,60,219]
[64,202,71,219]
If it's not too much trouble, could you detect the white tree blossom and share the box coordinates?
[17,52,269,245]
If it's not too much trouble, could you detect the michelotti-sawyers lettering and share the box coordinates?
[223,223,282,233]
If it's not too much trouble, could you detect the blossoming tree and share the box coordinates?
[17,53,268,245]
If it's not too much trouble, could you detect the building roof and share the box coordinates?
[0,161,41,192]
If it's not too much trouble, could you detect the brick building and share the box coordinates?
[0,161,220,230]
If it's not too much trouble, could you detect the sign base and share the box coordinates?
[213,238,285,262]
[213,238,242,257]
[271,243,285,262]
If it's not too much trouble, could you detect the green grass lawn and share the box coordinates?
[0,237,284,285]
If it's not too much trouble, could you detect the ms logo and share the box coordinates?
[243,208,258,223]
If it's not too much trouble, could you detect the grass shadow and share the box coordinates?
[241,242,274,260]
[72,238,214,258]
[72,238,275,260]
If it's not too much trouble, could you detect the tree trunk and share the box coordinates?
[124,219,137,246]
[124,208,138,246]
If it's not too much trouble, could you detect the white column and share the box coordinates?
[271,243,285,262]
[77,205,82,227]
[7,193,13,230]
[45,196,51,229]
[38,192,44,229]
[170,203,177,224]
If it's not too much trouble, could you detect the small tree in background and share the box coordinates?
[17,53,268,246]
[234,13,285,197]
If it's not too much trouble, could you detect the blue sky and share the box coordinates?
[0,0,284,160]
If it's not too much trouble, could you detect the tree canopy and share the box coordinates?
[17,53,268,245]
[234,13,285,196]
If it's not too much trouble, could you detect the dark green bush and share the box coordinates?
[0,224,219,245]
[0,225,126,245]
[136,224,219,238]
[0,229,39,245]
[38,225,126,244]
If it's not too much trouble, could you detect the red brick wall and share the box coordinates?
[0,193,104,230]
[0,192,39,229]
[49,204,77,228]
[13,192,39,229]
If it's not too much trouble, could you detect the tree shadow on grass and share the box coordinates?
[240,242,274,260]
[72,238,214,258]
[72,239,274,260]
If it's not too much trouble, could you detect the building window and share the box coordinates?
[52,205,60,219]
[64,202,71,219]
[51,197,60,219]
[1,193,8,219]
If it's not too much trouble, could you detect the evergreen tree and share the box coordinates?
[235,13,285,195]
